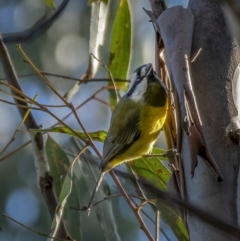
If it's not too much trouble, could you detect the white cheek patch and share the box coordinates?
[140,67,146,77]
[129,77,148,102]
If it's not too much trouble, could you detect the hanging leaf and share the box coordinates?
[46,136,82,240]
[47,168,75,240]
[156,200,189,241]
[108,0,132,105]
[70,138,121,241]
[45,136,70,197]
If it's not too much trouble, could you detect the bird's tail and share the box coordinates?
[87,172,104,215]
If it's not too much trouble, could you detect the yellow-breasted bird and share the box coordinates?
[86,63,168,210]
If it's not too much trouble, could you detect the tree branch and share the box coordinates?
[0,35,67,239]
[2,0,70,43]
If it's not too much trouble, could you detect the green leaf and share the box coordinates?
[156,200,189,241]
[30,127,107,142]
[70,138,121,241]
[46,138,83,240]
[45,136,70,197]
[108,0,131,105]
[130,154,189,241]
[129,154,171,191]
[63,181,82,240]
[44,0,55,9]
[47,169,74,240]
[46,136,82,240]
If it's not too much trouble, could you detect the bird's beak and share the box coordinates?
[145,63,153,77]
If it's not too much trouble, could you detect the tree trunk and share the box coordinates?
[184,0,240,240]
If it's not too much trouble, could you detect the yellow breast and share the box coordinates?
[103,101,168,172]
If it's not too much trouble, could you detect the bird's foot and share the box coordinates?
[143,148,178,158]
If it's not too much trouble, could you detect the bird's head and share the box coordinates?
[126,63,167,105]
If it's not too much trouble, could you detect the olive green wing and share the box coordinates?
[100,98,141,169]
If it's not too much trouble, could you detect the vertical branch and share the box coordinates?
[0,36,67,239]
[146,1,187,201]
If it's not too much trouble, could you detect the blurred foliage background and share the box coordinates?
[0,0,187,240]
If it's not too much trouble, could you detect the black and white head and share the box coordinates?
[126,63,166,102]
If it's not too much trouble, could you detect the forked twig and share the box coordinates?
[0,93,38,154]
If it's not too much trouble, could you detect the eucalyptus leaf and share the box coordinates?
[129,155,171,192]
[156,200,189,241]
[45,136,70,197]
[71,138,121,241]
[31,127,107,142]
[47,171,74,241]
[108,0,131,105]
[46,136,82,240]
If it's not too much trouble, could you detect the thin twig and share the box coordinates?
[110,171,155,241]
[0,141,30,162]
[0,98,41,110]
[0,73,129,83]
[0,94,38,154]
[58,86,115,125]
[93,96,113,109]
[17,44,70,106]
[130,198,171,241]
[70,193,144,211]
[90,53,120,102]
[0,88,67,108]
[2,214,71,241]
[19,72,127,83]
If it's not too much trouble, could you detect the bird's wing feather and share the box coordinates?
[100,98,141,168]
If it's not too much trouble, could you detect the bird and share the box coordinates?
[86,63,168,211]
